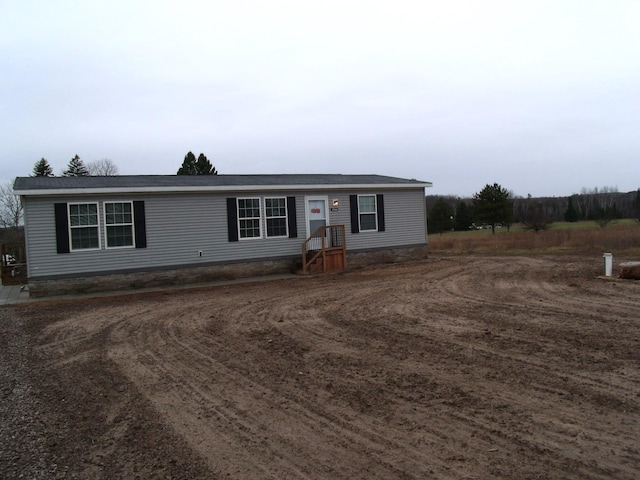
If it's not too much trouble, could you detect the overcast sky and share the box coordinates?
[1,0,638,197]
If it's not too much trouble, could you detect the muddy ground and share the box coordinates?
[1,255,639,479]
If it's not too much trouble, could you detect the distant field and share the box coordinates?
[429,220,640,255]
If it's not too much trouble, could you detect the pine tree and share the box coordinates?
[428,198,454,235]
[471,183,513,233]
[177,152,197,175]
[564,196,579,222]
[62,155,89,176]
[177,152,218,175]
[32,158,54,177]
[195,153,217,175]
[454,201,473,231]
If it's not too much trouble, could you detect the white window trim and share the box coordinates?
[103,201,135,249]
[358,194,378,232]
[264,197,288,239]
[237,197,263,240]
[68,202,102,251]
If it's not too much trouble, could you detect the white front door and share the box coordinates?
[306,197,329,236]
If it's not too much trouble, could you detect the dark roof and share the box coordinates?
[14,174,431,194]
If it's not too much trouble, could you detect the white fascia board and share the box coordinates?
[15,182,433,197]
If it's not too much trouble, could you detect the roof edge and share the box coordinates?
[15,182,432,197]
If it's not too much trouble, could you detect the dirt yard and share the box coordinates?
[1,255,639,479]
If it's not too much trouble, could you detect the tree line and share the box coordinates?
[31,151,218,177]
[427,185,640,234]
[32,155,120,177]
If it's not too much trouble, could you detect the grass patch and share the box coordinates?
[429,220,640,255]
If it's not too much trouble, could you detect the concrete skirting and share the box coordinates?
[28,245,428,298]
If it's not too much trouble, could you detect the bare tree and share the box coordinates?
[0,182,23,241]
[521,201,553,231]
[87,158,119,176]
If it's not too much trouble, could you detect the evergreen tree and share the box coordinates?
[564,196,579,222]
[454,201,473,231]
[31,158,54,177]
[177,151,197,175]
[177,152,218,175]
[62,155,89,176]
[195,153,217,175]
[428,198,454,235]
[472,183,513,233]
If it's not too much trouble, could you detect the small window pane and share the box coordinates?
[267,218,287,237]
[265,198,286,217]
[238,198,260,219]
[105,202,132,225]
[360,213,377,231]
[359,195,376,213]
[69,203,98,227]
[106,225,133,247]
[71,227,99,249]
[240,219,261,238]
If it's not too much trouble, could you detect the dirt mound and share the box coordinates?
[619,261,640,279]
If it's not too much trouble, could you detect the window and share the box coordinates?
[69,203,100,250]
[349,194,384,234]
[55,201,146,254]
[104,202,134,248]
[265,197,288,238]
[358,195,378,231]
[227,197,296,242]
[238,198,261,239]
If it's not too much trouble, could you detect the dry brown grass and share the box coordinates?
[428,223,640,256]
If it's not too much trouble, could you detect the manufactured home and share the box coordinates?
[14,174,431,296]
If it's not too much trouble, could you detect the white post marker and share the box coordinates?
[603,253,613,277]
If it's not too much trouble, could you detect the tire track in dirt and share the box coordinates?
[106,278,504,476]
[316,257,637,478]
[108,294,448,478]
[30,256,640,479]
[307,257,639,478]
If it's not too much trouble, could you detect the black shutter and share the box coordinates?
[376,194,385,232]
[133,201,147,248]
[54,203,70,254]
[227,198,238,242]
[349,195,359,234]
[287,196,297,238]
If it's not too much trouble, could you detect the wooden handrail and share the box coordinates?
[302,225,346,274]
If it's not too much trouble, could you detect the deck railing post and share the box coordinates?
[321,226,327,273]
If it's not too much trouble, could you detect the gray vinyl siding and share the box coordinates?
[22,187,427,280]
[325,189,427,251]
